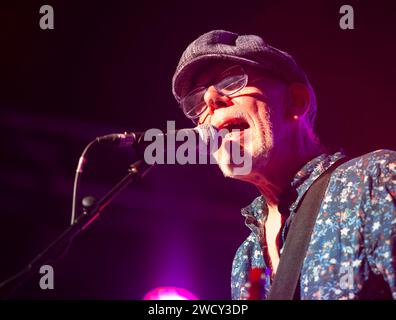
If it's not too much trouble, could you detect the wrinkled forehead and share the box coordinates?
[191,61,236,88]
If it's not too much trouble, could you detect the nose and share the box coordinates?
[203,85,232,114]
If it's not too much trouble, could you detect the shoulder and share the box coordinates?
[336,149,396,178]
[356,149,396,164]
[326,149,396,210]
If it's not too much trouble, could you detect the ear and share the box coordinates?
[285,83,310,119]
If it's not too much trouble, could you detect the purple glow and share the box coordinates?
[143,286,199,300]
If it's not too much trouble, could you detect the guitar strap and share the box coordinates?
[267,157,349,300]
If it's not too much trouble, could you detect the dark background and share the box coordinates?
[0,0,395,299]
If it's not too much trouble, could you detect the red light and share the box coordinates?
[143,286,198,300]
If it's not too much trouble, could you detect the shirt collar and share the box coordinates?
[240,151,346,234]
[289,151,346,211]
[241,195,267,235]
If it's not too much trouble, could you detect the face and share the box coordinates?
[190,63,290,182]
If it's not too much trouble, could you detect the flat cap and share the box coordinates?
[172,30,309,102]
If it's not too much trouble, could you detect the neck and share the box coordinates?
[253,135,324,206]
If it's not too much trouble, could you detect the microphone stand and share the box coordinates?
[0,159,152,299]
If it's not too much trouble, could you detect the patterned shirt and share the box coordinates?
[231,149,396,300]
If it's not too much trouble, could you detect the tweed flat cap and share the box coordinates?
[172,30,309,102]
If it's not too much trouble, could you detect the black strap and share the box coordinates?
[267,157,349,300]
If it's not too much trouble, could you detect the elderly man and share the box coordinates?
[171,30,396,300]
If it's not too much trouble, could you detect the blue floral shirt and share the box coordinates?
[231,149,396,300]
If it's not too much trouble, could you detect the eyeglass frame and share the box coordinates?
[179,65,252,122]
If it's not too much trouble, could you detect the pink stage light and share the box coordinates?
[143,286,198,300]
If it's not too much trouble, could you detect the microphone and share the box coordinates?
[95,124,220,155]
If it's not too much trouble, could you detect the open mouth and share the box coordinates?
[219,118,250,132]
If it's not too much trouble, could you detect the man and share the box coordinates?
[171,30,396,300]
